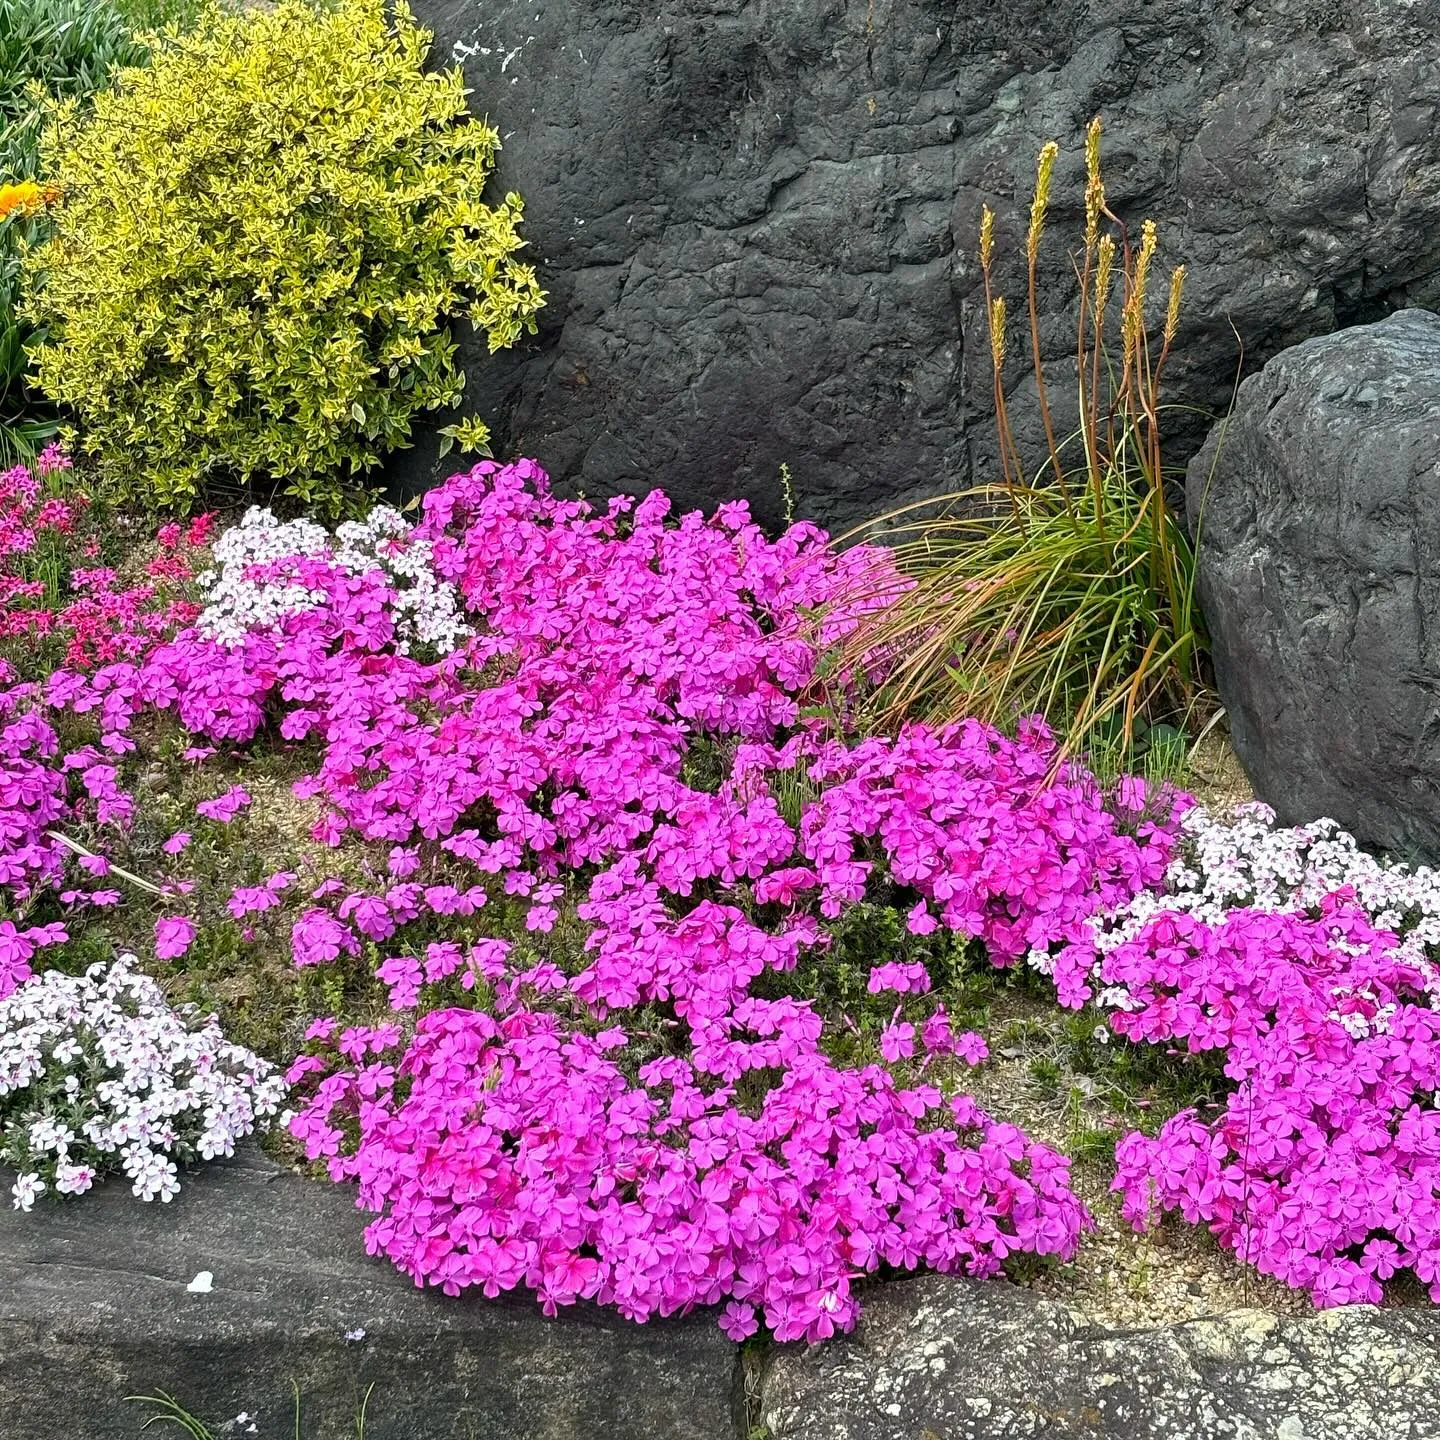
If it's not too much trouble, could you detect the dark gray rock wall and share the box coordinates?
[760,1274,1440,1440]
[1185,308,1440,857]
[0,1149,739,1440]
[388,0,1440,533]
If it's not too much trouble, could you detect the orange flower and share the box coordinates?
[0,181,55,221]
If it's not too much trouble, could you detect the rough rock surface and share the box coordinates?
[759,1274,1440,1440]
[388,0,1440,531]
[1185,308,1440,856]
[8,1148,1438,1438]
[0,1148,738,1440]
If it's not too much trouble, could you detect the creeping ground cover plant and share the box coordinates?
[0,455,1186,1340]
[1,955,285,1209]
[6,452,1440,1335]
[1038,802,1440,1307]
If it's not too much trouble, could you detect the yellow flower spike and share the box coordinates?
[988,295,1007,372]
[1136,218,1158,284]
[1026,141,1059,266]
[1164,264,1186,346]
[979,205,995,271]
[1122,219,1159,355]
[1094,234,1116,320]
[1083,117,1104,248]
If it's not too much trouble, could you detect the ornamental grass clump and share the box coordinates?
[840,119,1203,764]
[22,0,545,513]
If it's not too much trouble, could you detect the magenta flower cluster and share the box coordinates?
[0,450,210,676]
[289,1008,1082,1341]
[126,460,1173,1339]
[0,457,1177,1336]
[1071,892,1440,1307]
[28,456,1440,1330]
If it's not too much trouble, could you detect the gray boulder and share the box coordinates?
[0,1148,738,1440]
[1186,307,1440,857]
[759,1274,1440,1440]
[387,0,1440,532]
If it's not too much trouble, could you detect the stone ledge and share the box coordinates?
[760,1274,1440,1440]
[9,1149,1438,1439]
[0,1147,739,1440]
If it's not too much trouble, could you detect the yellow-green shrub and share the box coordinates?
[22,0,544,512]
